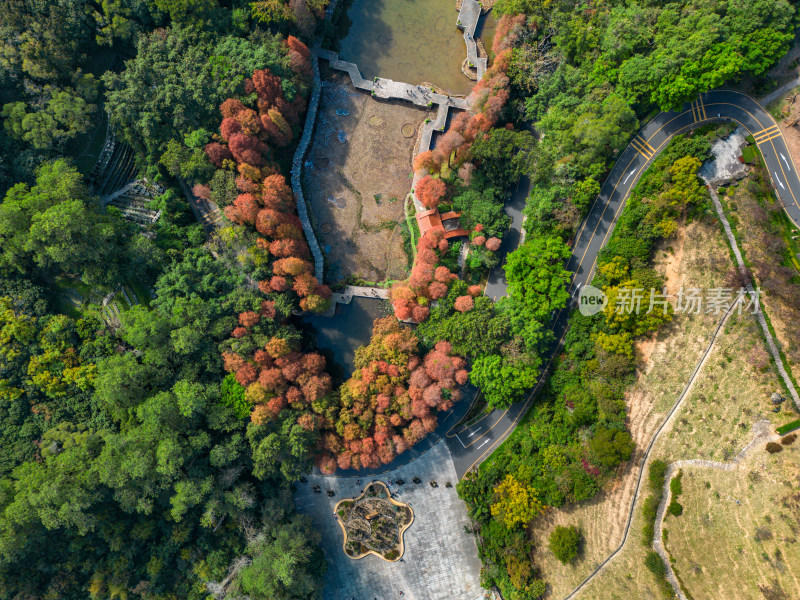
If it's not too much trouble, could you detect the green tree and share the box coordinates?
[233,515,326,599]
[505,236,572,322]
[589,427,634,468]
[549,525,581,564]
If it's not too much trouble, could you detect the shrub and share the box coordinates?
[765,442,783,454]
[667,501,683,516]
[644,551,666,577]
[776,419,800,435]
[781,433,797,445]
[669,473,682,496]
[549,525,581,564]
[648,460,668,493]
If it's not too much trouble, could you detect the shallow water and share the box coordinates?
[337,0,474,94]
[303,297,390,380]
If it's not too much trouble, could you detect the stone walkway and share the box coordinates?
[294,441,486,600]
[458,0,488,80]
[292,42,327,283]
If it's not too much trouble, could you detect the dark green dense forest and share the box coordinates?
[0,0,798,598]
[0,1,329,598]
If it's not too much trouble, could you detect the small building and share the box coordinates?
[416,209,469,239]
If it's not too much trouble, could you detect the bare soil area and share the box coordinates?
[304,75,433,283]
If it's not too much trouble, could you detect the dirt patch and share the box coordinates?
[304,77,434,283]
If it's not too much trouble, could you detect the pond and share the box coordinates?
[335,0,475,95]
[303,296,391,381]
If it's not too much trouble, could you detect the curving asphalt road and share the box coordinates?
[445,88,800,478]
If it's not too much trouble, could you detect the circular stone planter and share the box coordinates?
[321,222,333,233]
[401,123,415,138]
[334,482,414,562]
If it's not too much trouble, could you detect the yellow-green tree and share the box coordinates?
[490,474,544,529]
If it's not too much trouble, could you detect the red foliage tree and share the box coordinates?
[413,150,438,172]
[261,174,294,210]
[472,235,486,246]
[220,98,246,118]
[266,395,288,417]
[454,295,474,312]
[437,239,449,253]
[270,238,309,258]
[255,208,285,237]
[485,237,501,251]
[236,176,260,193]
[231,326,247,338]
[270,276,291,292]
[456,369,469,385]
[192,183,211,200]
[392,298,413,320]
[415,175,446,209]
[220,116,242,140]
[293,272,317,297]
[318,454,337,474]
[433,129,466,165]
[412,305,430,322]
[231,193,260,224]
[251,68,283,106]
[228,133,265,166]
[260,300,277,319]
[287,35,312,78]
[235,363,258,386]
[434,266,452,283]
[254,349,272,367]
[239,310,260,327]
[204,142,233,167]
[302,353,326,374]
[259,367,286,391]
[428,281,448,299]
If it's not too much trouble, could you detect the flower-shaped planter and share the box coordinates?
[334,481,414,561]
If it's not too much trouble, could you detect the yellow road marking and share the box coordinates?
[630,136,653,159]
[756,131,782,145]
[698,96,707,120]
[753,125,779,142]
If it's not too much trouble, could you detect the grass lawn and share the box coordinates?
[664,443,800,600]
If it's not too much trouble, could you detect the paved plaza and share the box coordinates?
[295,442,487,600]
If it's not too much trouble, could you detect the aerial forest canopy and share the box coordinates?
[0,0,798,598]
[0,0,332,598]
